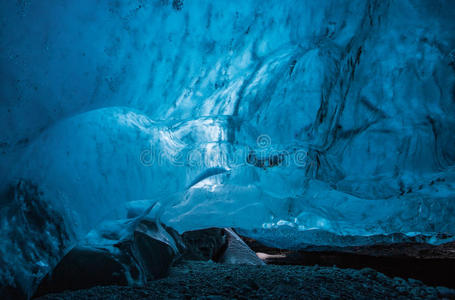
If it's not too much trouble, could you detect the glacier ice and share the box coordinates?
[1,0,455,297]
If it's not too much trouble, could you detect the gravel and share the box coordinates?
[38,261,455,299]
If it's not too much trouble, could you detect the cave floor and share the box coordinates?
[38,260,454,299]
[243,238,455,289]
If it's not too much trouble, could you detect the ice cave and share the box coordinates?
[1,0,455,298]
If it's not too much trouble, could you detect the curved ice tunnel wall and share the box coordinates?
[1,0,455,295]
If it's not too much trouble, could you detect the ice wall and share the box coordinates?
[1,0,455,295]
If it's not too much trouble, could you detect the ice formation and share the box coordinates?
[1,0,455,297]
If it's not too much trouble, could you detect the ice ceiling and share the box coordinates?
[1,0,455,286]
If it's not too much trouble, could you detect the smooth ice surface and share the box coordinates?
[1,0,455,295]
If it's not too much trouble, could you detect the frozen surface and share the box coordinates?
[1,0,455,296]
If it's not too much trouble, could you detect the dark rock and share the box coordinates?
[34,219,180,298]
[181,228,227,261]
[240,234,455,289]
[180,228,263,265]
[34,246,128,296]
[133,230,175,280]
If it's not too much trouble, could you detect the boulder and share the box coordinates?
[181,228,264,265]
[34,218,179,297]
[181,228,227,261]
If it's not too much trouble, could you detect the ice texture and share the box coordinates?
[1,0,455,296]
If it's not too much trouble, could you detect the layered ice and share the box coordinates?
[1,0,455,296]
